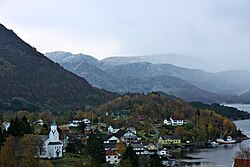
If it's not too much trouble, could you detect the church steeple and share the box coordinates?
[49,119,59,141]
[52,119,56,126]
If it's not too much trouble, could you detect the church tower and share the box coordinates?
[49,119,59,141]
[38,119,63,158]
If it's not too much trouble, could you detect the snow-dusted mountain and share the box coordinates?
[101,54,209,70]
[45,51,247,103]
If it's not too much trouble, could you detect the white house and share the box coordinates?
[115,130,141,142]
[105,150,120,165]
[127,127,137,134]
[158,148,169,157]
[103,135,119,144]
[129,142,144,155]
[33,119,44,126]
[163,118,184,126]
[37,120,63,159]
[83,118,91,124]
[67,119,91,127]
[108,125,120,134]
[2,121,10,131]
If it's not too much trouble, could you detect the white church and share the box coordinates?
[37,120,63,158]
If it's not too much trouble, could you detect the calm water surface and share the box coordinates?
[181,104,250,167]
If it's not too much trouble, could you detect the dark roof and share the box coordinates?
[104,143,117,149]
[130,142,143,148]
[109,124,120,129]
[48,141,63,145]
[114,130,127,138]
[37,135,48,143]
[102,135,113,141]
[161,135,180,140]
[114,129,139,139]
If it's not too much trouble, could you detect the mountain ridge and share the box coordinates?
[0,24,115,110]
[45,51,241,103]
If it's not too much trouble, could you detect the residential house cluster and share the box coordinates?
[163,118,186,126]
[102,125,177,165]
[34,121,181,165]
[1,116,182,166]
[67,119,91,127]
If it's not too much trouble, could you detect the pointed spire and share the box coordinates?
[52,118,56,126]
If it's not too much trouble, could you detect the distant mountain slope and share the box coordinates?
[46,51,100,67]
[104,62,250,96]
[101,54,209,70]
[46,52,229,103]
[47,51,250,97]
[45,51,127,92]
[121,75,223,103]
[0,24,115,110]
[239,91,250,103]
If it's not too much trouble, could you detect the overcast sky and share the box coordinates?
[0,0,250,71]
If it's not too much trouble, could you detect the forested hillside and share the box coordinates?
[0,24,115,110]
[96,93,239,141]
[190,102,250,120]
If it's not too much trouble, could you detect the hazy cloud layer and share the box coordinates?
[0,0,250,71]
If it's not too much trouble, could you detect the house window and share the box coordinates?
[108,156,110,158]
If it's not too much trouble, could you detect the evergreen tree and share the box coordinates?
[20,116,32,134]
[149,154,164,167]
[86,131,105,166]
[0,130,5,147]
[66,136,83,154]
[122,144,139,167]
[8,117,22,136]
[77,122,86,133]
[7,116,32,137]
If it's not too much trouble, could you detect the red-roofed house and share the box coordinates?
[105,150,120,165]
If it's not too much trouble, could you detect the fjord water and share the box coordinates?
[183,104,250,167]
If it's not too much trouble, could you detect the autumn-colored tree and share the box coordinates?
[18,134,40,167]
[207,123,214,139]
[1,112,13,122]
[116,140,126,155]
[17,110,29,120]
[0,135,51,167]
[0,136,19,167]
[223,119,236,135]
[74,110,84,120]
[39,111,52,126]
[27,112,38,124]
